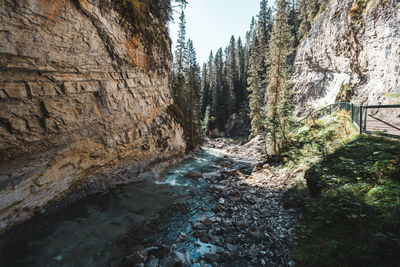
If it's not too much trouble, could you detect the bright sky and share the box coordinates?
[169,0,269,66]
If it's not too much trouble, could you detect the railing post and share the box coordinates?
[364,107,368,131]
[351,104,354,123]
[360,106,363,134]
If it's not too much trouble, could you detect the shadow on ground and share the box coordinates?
[285,135,400,267]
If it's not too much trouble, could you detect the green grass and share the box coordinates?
[285,115,400,266]
[284,111,358,170]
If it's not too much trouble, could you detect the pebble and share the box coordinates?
[203,218,212,226]
[178,232,188,242]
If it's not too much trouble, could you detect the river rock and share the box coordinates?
[126,251,146,264]
[226,243,236,252]
[174,251,191,266]
[204,253,220,263]
[194,230,206,238]
[178,232,188,242]
[200,236,209,243]
[212,185,227,193]
[146,256,159,267]
[202,172,221,180]
[184,171,203,178]
[210,216,222,223]
[203,218,213,226]
[159,255,179,267]
[222,169,239,177]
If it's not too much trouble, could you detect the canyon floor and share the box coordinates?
[126,137,300,267]
[0,138,300,267]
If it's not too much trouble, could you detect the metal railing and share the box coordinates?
[298,102,400,139]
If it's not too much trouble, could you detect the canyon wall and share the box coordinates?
[0,0,185,233]
[292,0,400,117]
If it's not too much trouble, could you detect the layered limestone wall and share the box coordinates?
[0,0,185,233]
[292,0,400,117]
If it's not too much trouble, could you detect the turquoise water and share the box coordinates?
[0,148,225,266]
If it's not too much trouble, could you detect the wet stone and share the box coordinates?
[178,232,188,242]
[146,256,159,267]
[184,170,203,178]
[204,252,220,263]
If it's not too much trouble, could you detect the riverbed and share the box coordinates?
[0,139,299,266]
[0,147,229,266]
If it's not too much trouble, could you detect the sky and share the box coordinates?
[169,0,270,66]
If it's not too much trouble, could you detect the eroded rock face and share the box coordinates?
[293,0,400,114]
[0,0,185,233]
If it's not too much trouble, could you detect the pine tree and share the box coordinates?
[171,13,203,149]
[262,7,274,106]
[256,0,271,92]
[265,0,293,154]
[226,36,237,118]
[288,0,299,69]
[278,83,295,145]
[200,63,209,118]
[172,9,187,110]
[174,10,186,74]
[298,0,311,40]
[213,48,225,130]
[235,37,246,109]
[257,0,269,48]
[183,39,202,148]
[248,16,256,42]
[247,33,263,137]
[244,16,256,93]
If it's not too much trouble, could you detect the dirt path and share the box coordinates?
[365,115,400,137]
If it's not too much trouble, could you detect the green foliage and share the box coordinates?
[264,0,294,155]
[384,92,400,104]
[226,36,238,117]
[171,14,203,150]
[336,83,352,102]
[198,0,275,137]
[285,112,357,169]
[247,33,264,137]
[349,0,371,19]
[297,0,329,40]
[174,10,187,74]
[285,121,400,266]
[113,0,185,70]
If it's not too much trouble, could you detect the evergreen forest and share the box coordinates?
[171,0,329,152]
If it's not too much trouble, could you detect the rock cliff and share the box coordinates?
[292,0,400,114]
[0,0,185,233]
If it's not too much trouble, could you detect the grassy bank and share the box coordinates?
[283,112,400,266]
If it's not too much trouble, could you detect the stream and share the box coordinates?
[0,147,235,267]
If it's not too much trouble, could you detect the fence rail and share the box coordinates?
[298,102,400,139]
